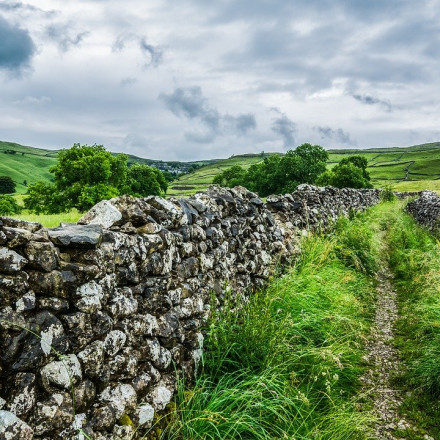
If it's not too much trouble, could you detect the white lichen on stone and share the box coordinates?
[76,281,104,313]
[40,354,82,389]
[150,384,172,411]
[137,404,155,426]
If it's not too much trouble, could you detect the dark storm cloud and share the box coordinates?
[160,86,256,143]
[0,15,35,72]
[314,126,354,145]
[352,94,392,112]
[271,110,297,148]
[46,23,89,51]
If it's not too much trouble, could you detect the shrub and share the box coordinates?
[0,195,22,215]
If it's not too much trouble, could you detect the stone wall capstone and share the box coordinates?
[0,185,381,439]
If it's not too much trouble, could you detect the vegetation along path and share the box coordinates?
[143,200,440,440]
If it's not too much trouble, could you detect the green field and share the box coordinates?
[2,140,440,201]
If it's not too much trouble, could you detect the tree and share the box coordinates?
[0,176,16,194]
[0,195,22,215]
[316,162,372,189]
[213,165,247,188]
[212,144,329,197]
[126,164,168,197]
[24,144,169,214]
[338,155,370,180]
[24,181,66,214]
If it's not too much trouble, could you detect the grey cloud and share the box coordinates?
[0,2,54,14]
[352,94,392,112]
[185,130,216,144]
[0,15,35,72]
[314,126,355,145]
[271,110,297,148]
[223,114,256,135]
[139,38,163,67]
[46,23,89,51]
[113,33,163,67]
[160,86,256,143]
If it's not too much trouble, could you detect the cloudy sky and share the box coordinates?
[1,0,440,160]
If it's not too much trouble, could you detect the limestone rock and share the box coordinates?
[78,199,123,229]
[40,354,82,390]
[0,410,33,439]
[48,224,103,248]
[0,247,27,274]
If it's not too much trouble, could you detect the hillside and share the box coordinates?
[168,142,440,196]
[0,141,213,194]
[2,140,440,196]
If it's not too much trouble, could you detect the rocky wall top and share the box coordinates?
[0,185,380,439]
[405,190,440,231]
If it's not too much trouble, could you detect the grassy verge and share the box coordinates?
[8,210,83,227]
[385,208,440,439]
[152,211,382,439]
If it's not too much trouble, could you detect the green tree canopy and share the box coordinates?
[213,144,329,197]
[338,155,370,180]
[0,195,21,215]
[24,144,168,214]
[316,155,372,189]
[0,176,16,194]
[126,164,168,197]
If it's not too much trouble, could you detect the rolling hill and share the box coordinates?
[2,140,440,197]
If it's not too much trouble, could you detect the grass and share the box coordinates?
[383,207,440,438]
[9,210,83,227]
[150,211,381,439]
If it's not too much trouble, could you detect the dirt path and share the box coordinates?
[362,265,413,439]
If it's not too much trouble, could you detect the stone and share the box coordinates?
[3,227,33,248]
[0,410,33,439]
[0,247,27,274]
[75,281,104,313]
[10,311,69,371]
[7,373,36,417]
[99,384,137,419]
[40,354,82,390]
[133,403,155,426]
[149,383,172,411]
[0,217,41,232]
[0,185,382,437]
[104,330,127,356]
[78,199,123,228]
[24,241,59,272]
[77,341,105,378]
[48,224,103,248]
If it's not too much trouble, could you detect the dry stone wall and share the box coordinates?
[406,190,440,231]
[0,185,381,439]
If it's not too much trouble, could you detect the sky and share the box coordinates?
[1,0,440,160]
